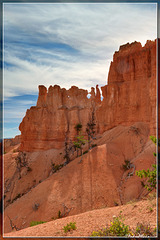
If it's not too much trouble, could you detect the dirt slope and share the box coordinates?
[4,196,157,237]
[3,122,156,234]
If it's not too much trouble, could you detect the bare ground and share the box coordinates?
[4,195,157,238]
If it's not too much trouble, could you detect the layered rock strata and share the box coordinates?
[19,40,156,151]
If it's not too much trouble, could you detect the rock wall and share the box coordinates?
[97,40,156,134]
[19,40,157,151]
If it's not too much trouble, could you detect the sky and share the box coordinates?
[3,2,157,138]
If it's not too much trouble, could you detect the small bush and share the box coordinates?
[63,222,77,233]
[147,206,153,212]
[91,144,97,148]
[136,164,157,191]
[52,163,64,173]
[74,123,82,133]
[30,221,46,227]
[27,167,32,172]
[134,223,155,236]
[83,150,88,155]
[122,160,131,171]
[114,201,119,206]
[91,213,130,237]
[58,210,61,218]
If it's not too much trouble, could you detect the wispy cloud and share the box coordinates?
[3,2,157,138]
[3,3,157,96]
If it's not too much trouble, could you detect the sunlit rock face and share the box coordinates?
[19,40,156,152]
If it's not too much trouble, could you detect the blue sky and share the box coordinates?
[3,2,157,138]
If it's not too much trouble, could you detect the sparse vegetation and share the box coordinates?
[74,134,86,161]
[114,201,119,206]
[147,206,153,212]
[51,162,64,173]
[58,210,61,218]
[122,159,131,171]
[74,123,82,135]
[136,164,156,192]
[63,222,76,233]
[149,135,160,147]
[15,152,29,179]
[91,213,156,237]
[27,166,32,172]
[91,144,97,148]
[63,135,75,164]
[136,136,157,192]
[91,212,130,237]
[133,222,155,236]
[30,221,46,227]
[83,150,88,155]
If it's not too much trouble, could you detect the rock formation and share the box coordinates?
[19,40,156,152]
[4,135,21,153]
[98,40,156,134]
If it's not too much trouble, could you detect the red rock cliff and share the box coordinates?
[19,40,156,151]
[97,40,156,134]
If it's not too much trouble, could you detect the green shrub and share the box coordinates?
[149,135,160,147]
[136,164,157,191]
[30,221,46,227]
[63,222,77,233]
[91,213,130,237]
[136,136,158,192]
[134,223,155,236]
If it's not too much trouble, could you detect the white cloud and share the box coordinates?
[3,3,157,94]
[3,3,157,138]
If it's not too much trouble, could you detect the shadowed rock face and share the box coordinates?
[19,40,156,152]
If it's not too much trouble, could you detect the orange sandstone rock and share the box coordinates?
[19,40,156,152]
